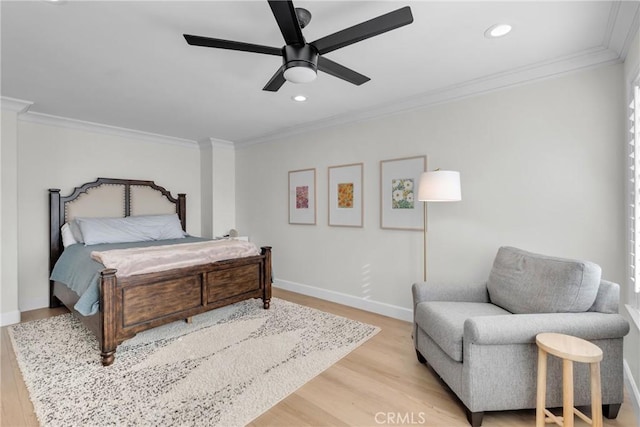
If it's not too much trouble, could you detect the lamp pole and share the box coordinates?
[417,170,461,282]
[423,202,428,281]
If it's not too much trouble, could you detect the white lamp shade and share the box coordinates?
[283,66,317,83]
[417,170,461,202]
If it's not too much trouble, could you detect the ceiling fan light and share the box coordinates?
[283,65,317,84]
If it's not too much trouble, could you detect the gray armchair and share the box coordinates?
[412,246,630,427]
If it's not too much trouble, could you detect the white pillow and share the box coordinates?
[68,219,84,243]
[76,214,185,246]
[61,223,78,248]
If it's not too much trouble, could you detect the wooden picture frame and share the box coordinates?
[380,156,426,230]
[328,163,363,227]
[288,168,316,225]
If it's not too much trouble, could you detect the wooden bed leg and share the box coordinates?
[100,268,118,367]
[49,290,62,308]
[261,246,272,310]
[101,351,115,366]
[185,317,193,324]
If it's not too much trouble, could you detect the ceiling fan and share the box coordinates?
[183,1,413,92]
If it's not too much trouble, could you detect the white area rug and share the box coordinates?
[8,298,379,427]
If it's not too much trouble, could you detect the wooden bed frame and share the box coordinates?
[49,177,272,366]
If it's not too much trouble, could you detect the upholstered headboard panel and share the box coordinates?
[65,185,126,220]
[130,185,178,216]
[49,178,186,279]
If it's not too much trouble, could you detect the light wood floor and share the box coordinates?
[1,288,638,427]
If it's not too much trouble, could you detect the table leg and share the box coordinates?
[536,347,548,427]
[590,362,603,427]
[563,359,574,427]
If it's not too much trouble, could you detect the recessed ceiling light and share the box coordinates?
[292,95,307,102]
[484,24,512,38]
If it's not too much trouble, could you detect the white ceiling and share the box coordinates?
[1,1,638,146]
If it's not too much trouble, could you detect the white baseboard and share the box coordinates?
[0,310,20,327]
[274,278,413,322]
[624,359,640,427]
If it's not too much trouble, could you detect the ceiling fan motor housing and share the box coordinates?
[282,44,319,74]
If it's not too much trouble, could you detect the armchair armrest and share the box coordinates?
[465,312,630,345]
[412,281,489,308]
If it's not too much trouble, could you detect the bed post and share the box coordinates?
[49,189,63,308]
[262,246,272,309]
[177,193,186,231]
[99,269,118,366]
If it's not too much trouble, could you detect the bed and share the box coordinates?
[48,177,272,366]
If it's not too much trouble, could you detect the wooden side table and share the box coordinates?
[535,332,603,427]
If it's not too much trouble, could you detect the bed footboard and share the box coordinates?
[99,246,272,366]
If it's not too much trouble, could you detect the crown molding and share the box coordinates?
[197,138,213,150]
[236,45,622,147]
[198,137,235,150]
[0,96,33,113]
[606,1,640,59]
[19,111,198,149]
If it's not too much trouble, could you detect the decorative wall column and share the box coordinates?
[198,137,236,238]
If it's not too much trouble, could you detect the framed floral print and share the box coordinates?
[380,155,426,230]
[328,163,363,227]
[288,168,316,225]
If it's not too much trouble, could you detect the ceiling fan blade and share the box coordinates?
[311,6,413,55]
[263,67,287,92]
[183,34,282,56]
[268,1,305,46]
[317,56,370,86]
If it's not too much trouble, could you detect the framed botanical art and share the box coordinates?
[328,163,363,227]
[288,168,316,225]
[380,155,426,230]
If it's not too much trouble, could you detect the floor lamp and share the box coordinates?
[417,170,462,281]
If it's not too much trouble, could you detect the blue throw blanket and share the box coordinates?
[50,237,207,316]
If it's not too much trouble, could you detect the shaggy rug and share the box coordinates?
[8,297,379,427]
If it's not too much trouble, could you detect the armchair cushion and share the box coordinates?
[412,281,490,307]
[465,312,630,345]
[487,246,601,314]
[416,301,510,361]
[588,280,620,314]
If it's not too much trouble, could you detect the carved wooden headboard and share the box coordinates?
[48,178,186,276]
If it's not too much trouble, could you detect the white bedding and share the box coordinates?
[91,239,260,277]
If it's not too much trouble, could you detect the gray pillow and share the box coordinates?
[487,246,601,314]
[76,214,185,245]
